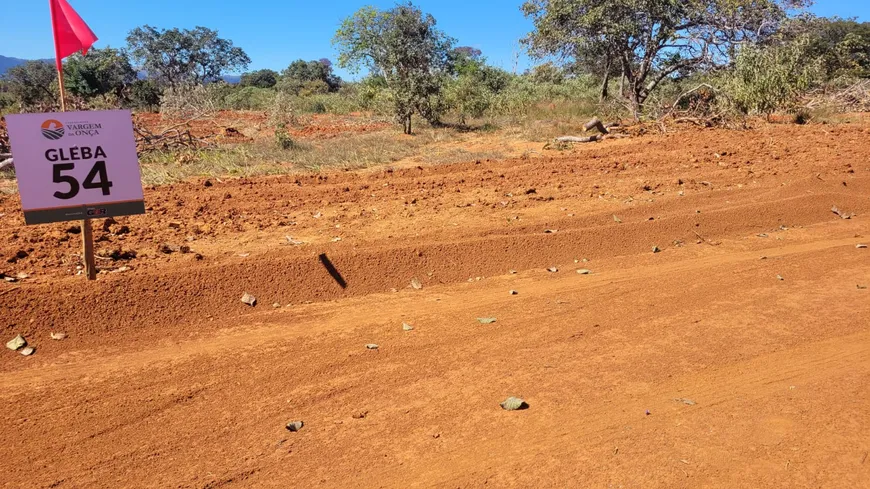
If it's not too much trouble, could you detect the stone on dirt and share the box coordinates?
[241,293,257,306]
[366,344,379,350]
[548,267,558,273]
[576,269,592,275]
[477,318,497,324]
[410,278,423,290]
[858,244,868,249]
[777,275,785,281]
[19,347,35,356]
[510,290,519,295]
[6,334,26,351]
[652,246,661,253]
[500,397,529,411]
[402,323,414,331]
[50,332,67,341]
[286,421,304,432]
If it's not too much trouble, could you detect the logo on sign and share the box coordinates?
[41,120,65,140]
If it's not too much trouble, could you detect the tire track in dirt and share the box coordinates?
[1,232,864,391]
[1,185,866,352]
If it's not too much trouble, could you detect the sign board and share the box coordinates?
[5,110,145,225]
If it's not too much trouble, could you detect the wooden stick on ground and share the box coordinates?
[556,135,602,143]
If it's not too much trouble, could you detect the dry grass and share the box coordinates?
[138,126,462,185]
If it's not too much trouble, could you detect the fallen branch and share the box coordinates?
[666,84,716,118]
[583,117,609,135]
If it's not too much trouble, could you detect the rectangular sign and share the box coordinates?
[5,110,145,225]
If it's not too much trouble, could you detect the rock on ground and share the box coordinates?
[500,397,529,411]
[6,335,26,351]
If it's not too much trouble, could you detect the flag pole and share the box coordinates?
[51,0,96,280]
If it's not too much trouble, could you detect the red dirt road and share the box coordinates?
[1,122,869,488]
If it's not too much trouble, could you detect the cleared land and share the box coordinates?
[1,116,869,488]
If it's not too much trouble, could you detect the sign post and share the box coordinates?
[5,110,146,278]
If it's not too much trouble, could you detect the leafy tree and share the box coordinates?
[3,60,57,107]
[334,3,455,134]
[126,25,250,86]
[279,59,341,93]
[522,0,808,117]
[63,47,136,99]
[775,16,870,78]
[240,69,279,88]
[529,62,565,85]
[453,46,483,61]
[0,80,16,112]
[445,47,512,123]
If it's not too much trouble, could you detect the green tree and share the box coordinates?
[63,47,136,99]
[529,62,565,85]
[522,0,808,117]
[279,59,341,93]
[334,3,455,134]
[240,69,279,88]
[126,26,250,86]
[776,16,870,78]
[3,61,57,107]
[444,47,511,123]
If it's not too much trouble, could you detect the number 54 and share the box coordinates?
[53,161,114,200]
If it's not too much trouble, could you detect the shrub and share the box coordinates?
[275,123,296,149]
[727,36,824,117]
[160,83,218,119]
[127,79,162,111]
[223,86,276,110]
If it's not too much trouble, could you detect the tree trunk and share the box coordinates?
[619,72,625,99]
[599,58,612,103]
[403,114,412,135]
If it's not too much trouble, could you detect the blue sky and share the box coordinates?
[2,0,869,79]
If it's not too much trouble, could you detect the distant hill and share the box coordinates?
[0,55,54,76]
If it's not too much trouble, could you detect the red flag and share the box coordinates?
[49,0,98,72]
